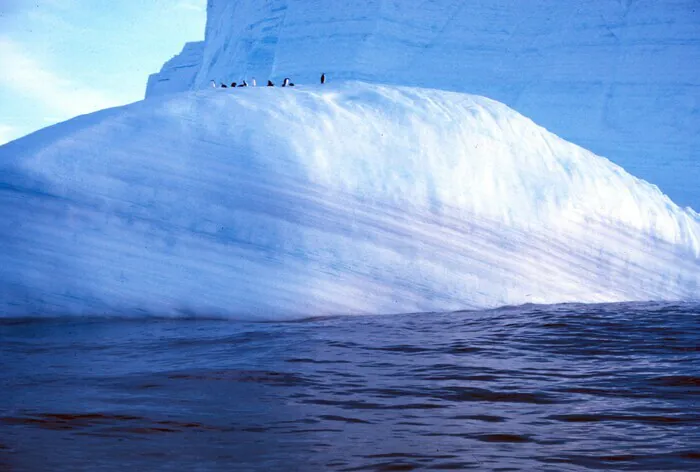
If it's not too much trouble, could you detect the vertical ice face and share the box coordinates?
[145,42,205,98]
[145,0,700,210]
[192,0,384,89]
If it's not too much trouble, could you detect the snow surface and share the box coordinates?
[1,83,698,318]
[147,0,700,210]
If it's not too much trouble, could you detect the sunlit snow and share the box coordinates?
[1,83,698,317]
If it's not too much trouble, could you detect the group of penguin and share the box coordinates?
[212,73,326,89]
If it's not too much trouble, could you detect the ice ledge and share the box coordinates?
[145,41,205,99]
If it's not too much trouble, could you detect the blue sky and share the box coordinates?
[0,0,206,144]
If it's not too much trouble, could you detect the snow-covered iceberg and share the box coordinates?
[1,83,698,317]
[148,0,700,210]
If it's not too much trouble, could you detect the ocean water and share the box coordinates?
[1,302,698,471]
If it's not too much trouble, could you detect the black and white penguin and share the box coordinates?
[267,80,274,87]
[231,82,237,88]
[221,83,228,88]
[251,78,257,87]
[320,73,326,84]
[282,78,290,87]
[238,80,248,87]
[210,80,217,88]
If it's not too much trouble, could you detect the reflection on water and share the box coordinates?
[1,302,698,471]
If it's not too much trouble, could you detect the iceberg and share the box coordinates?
[1,83,698,318]
[147,0,700,210]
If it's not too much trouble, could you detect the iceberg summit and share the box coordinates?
[148,0,700,211]
[1,83,698,317]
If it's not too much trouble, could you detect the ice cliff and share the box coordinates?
[1,83,698,317]
[146,0,700,210]
[146,41,204,98]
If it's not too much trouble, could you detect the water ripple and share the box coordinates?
[0,301,698,471]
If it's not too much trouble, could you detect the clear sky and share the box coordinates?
[0,0,206,144]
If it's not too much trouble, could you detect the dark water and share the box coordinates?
[1,302,699,471]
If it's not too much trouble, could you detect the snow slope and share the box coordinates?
[1,83,698,318]
[147,0,700,210]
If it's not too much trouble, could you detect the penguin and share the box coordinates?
[282,78,290,87]
[267,80,274,87]
[238,80,248,87]
[251,78,257,87]
[221,83,228,88]
[320,73,326,84]
[210,80,217,88]
[231,82,237,88]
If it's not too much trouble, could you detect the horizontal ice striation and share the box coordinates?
[146,0,700,210]
[145,41,205,98]
[1,83,698,318]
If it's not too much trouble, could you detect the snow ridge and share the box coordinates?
[1,83,698,318]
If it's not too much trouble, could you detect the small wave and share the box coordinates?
[166,369,310,386]
[549,413,700,425]
[0,413,222,434]
[1,300,697,323]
